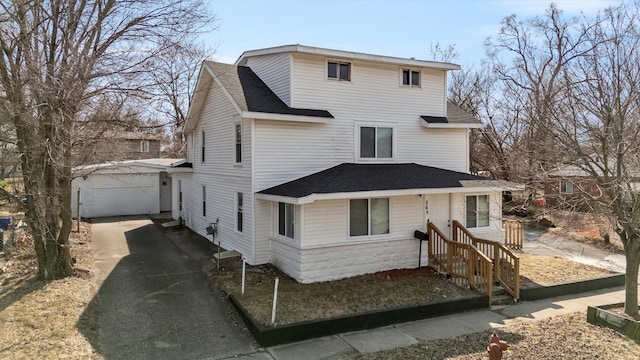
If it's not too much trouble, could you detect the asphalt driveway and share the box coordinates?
[84,216,257,359]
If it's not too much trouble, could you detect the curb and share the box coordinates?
[520,273,625,301]
[229,294,489,347]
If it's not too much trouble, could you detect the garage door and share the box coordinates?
[78,173,160,218]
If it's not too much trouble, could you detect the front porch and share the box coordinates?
[427,220,523,306]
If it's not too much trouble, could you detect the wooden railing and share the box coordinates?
[427,222,494,306]
[452,221,520,300]
[503,220,524,250]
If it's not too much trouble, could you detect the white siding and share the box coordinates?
[252,54,467,191]
[268,195,428,282]
[180,80,256,263]
[247,53,291,106]
[451,191,504,241]
[253,199,272,264]
[72,173,160,218]
[292,53,445,118]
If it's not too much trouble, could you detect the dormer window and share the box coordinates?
[402,69,420,87]
[328,61,350,81]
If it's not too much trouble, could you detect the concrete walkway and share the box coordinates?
[234,286,629,360]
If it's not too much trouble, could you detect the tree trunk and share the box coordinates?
[624,235,640,317]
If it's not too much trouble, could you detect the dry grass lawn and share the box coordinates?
[209,262,476,325]
[519,253,616,288]
[0,221,100,360]
[342,312,640,359]
[208,251,618,326]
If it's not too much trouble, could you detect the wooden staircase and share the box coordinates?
[427,222,521,307]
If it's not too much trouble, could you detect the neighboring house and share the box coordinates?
[543,165,608,210]
[171,44,516,283]
[72,158,181,218]
[79,132,163,165]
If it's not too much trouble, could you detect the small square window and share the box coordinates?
[560,179,574,194]
[328,61,350,81]
[402,69,420,86]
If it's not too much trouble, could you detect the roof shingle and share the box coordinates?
[258,163,489,198]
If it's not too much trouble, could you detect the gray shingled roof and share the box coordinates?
[205,61,333,118]
[421,102,481,125]
[258,163,489,198]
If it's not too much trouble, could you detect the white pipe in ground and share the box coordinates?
[241,258,246,295]
[271,277,279,325]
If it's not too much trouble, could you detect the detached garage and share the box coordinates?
[72,159,180,218]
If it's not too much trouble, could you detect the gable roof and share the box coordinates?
[256,163,515,204]
[183,61,333,133]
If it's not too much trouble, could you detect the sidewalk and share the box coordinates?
[223,285,629,360]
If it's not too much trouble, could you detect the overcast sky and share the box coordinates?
[205,0,623,66]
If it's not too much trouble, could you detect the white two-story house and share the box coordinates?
[171,44,511,283]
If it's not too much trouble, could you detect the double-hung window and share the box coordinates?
[360,126,393,159]
[466,195,489,228]
[349,198,389,237]
[278,202,295,239]
[237,193,243,232]
[235,124,242,163]
[560,179,574,194]
[327,61,350,81]
[402,69,420,86]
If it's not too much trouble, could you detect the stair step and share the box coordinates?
[492,294,513,306]
[492,285,507,297]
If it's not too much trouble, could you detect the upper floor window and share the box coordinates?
[560,179,574,194]
[235,123,242,163]
[328,61,350,81]
[360,126,393,159]
[402,69,420,87]
[201,131,206,162]
[140,140,150,152]
[350,198,389,237]
[278,202,295,239]
[466,194,489,228]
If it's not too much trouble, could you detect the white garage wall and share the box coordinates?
[72,173,160,218]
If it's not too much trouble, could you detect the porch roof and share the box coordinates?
[256,163,515,204]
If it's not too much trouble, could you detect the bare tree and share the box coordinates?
[485,4,593,194]
[0,0,213,279]
[551,2,640,317]
[148,42,215,157]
